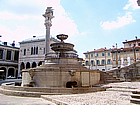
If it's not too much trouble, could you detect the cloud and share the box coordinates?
[123,0,140,10]
[0,0,79,43]
[100,12,136,30]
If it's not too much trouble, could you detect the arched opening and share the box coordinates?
[8,68,15,78]
[38,61,42,66]
[26,62,30,69]
[32,62,37,68]
[0,67,6,80]
[20,62,25,70]
[66,81,78,88]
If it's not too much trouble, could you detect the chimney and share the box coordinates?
[3,42,7,46]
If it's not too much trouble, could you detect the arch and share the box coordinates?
[8,67,15,77]
[26,62,30,69]
[0,67,6,80]
[31,47,33,55]
[66,81,78,88]
[34,47,36,55]
[20,62,25,70]
[36,47,38,54]
[38,61,42,66]
[32,62,37,68]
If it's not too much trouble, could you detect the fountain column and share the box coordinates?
[43,7,54,62]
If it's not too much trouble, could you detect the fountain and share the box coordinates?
[22,33,101,90]
[0,7,104,97]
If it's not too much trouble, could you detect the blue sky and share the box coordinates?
[0,0,140,57]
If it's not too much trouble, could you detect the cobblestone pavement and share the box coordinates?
[0,82,140,105]
[44,91,132,105]
[42,82,140,105]
[0,93,55,105]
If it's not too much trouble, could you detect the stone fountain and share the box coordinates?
[20,7,103,94]
[0,7,105,97]
[22,34,101,89]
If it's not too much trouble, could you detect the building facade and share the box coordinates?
[84,48,112,71]
[84,37,140,71]
[0,41,19,79]
[18,36,59,76]
[112,38,140,68]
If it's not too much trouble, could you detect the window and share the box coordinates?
[95,53,98,57]
[138,43,140,46]
[91,53,93,58]
[86,54,88,58]
[91,60,94,66]
[107,59,111,64]
[44,48,45,54]
[102,53,105,56]
[36,47,38,55]
[14,51,19,61]
[85,61,89,66]
[31,47,33,55]
[6,50,11,60]
[108,52,110,56]
[96,60,100,65]
[101,59,105,65]
[34,47,35,55]
[0,49,3,59]
[24,49,26,56]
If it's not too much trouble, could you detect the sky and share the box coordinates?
[0,0,140,57]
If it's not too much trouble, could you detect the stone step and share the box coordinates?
[130,97,140,104]
[132,91,140,94]
[130,93,140,99]
[106,88,135,92]
[105,80,120,83]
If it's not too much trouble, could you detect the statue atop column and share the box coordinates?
[43,7,54,27]
[43,7,54,62]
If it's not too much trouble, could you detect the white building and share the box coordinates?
[18,36,59,76]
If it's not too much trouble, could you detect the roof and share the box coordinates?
[19,36,59,44]
[0,42,19,49]
[111,46,140,53]
[122,38,140,44]
[83,48,112,54]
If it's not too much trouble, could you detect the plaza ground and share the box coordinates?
[0,81,140,105]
